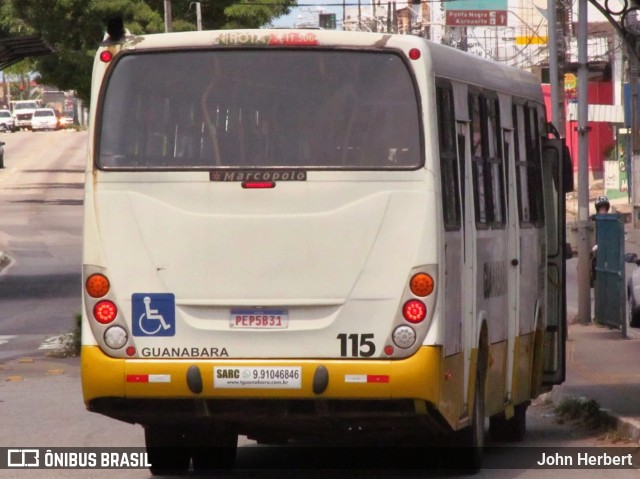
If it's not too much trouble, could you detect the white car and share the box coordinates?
[59,115,74,129]
[12,100,39,130]
[31,108,59,131]
[0,109,15,132]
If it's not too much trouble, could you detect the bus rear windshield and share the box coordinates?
[98,49,422,170]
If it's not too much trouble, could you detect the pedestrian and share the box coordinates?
[590,195,611,287]
[591,195,610,217]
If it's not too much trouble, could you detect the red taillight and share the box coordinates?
[126,346,136,357]
[100,51,113,63]
[409,48,421,60]
[242,182,275,189]
[93,300,118,324]
[403,300,426,323]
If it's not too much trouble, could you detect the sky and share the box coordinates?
[269,1,344,28]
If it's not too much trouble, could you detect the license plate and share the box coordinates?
[214,366,302,389]
[229,309,288,329]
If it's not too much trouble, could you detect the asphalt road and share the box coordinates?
[0,129,85,360]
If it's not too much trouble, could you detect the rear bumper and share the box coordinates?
[32,123,57,130]
[82,345,450,437]
[82,345,442,409]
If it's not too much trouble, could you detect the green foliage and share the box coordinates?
[65,313,82,357]
[554,397,616,431]
[45,313,81,358]
[5,0,295,102]
[224,0,295,29]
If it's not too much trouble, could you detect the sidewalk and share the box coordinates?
[553,193,640,442]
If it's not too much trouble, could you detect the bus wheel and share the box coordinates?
[144,426,191,476]
[191,427,238,473]
[453,368,485,473]
[489,401,528,442]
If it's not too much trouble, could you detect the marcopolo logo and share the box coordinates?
[210,170,307,182]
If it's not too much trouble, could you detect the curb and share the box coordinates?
[543,389,640,443]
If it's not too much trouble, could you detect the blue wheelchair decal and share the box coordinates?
[132,293,175,337]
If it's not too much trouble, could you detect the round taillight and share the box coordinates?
[100,50,113,63]
[392,326,416,349]
[126,346,136,357]
[384,345,394,356]
[93,300,118,324]
[403,300,426,323]
[410,273,434,297]
[104,326,127,349]
[86,274,110,298]
[409,48,421,60]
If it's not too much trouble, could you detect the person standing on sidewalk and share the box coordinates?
[590,196,611,287]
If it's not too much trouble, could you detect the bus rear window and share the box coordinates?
[97,49,422,170]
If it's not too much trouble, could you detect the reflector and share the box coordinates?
[409,48,421,60]
[100,51,113,63]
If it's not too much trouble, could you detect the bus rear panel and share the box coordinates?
[83,30,446,438]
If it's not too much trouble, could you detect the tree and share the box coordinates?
[7,0,295,102]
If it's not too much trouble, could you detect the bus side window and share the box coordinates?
[469,93,493,227]
[437,84,461,230]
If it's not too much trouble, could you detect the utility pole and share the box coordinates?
[2,73,8,109]
[548,0,559,128]
[547,0,566,138]
[576,0,591,324]
[387,2,391,33]
[164,0,173,33]
[195,2,202,31]
[633,54,640,228]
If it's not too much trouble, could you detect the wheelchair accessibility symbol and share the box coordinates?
[132,293,175,337]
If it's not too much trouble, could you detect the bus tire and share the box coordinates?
[191,428,238,473]
[144,426,191,476]
[489,401,528,442]
[452,365,485,473]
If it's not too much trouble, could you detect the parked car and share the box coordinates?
[31,108,59,131]
[59,115,74,129]
[11,100,40,130]
[0,109,15,132]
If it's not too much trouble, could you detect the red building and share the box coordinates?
[542,82,616,173]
